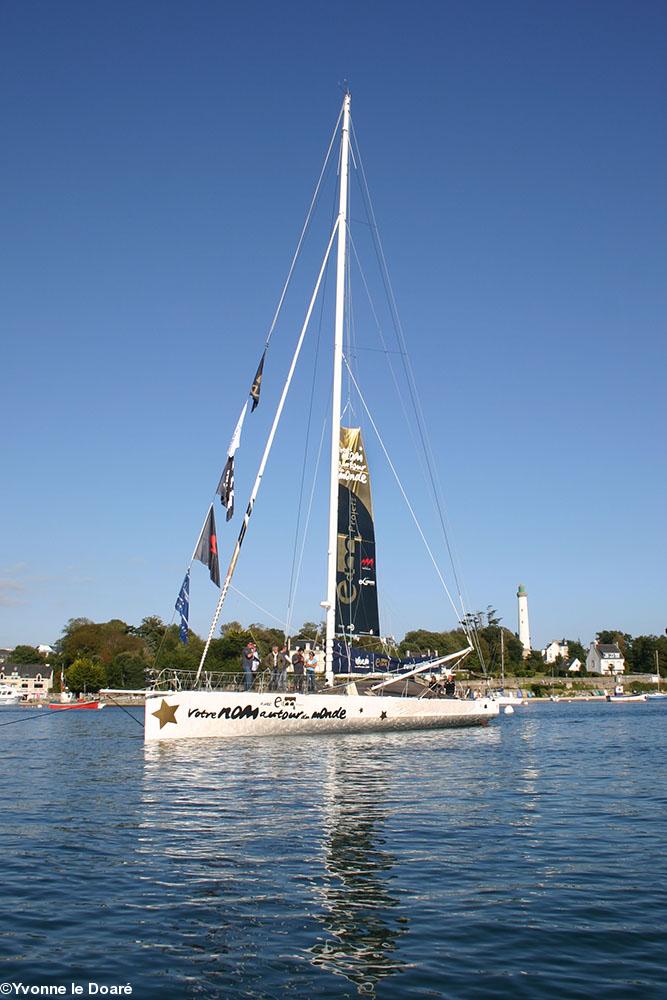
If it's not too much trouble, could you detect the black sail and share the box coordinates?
[335,427,380,637]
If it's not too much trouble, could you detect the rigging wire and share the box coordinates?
[263,103,344,352]
[346,227,441,527]
[284,176,339,638]
[342,355,471,641]
[167,102,342,655]
[346,226,481,657]
[0,709,64,729]
[229,584,290,632]
[287,413,329,637]
[349,118,485,665]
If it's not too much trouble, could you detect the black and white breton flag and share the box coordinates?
[216,402,247,521]
[217,455,234,521]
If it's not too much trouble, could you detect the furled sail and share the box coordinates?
[335,427,380,636]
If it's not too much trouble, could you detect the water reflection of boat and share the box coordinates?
[308,741,408,995]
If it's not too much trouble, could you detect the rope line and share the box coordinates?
[349,119,483,663]
[263,102,343,351]
[342,356,467,634]
[0,708,64,729]
[104,694,144,728]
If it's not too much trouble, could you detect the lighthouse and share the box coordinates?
[517,584,531,657]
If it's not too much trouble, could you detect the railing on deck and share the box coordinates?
[148,668,316,695]
[147,668,473,700]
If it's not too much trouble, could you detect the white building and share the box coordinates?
[0,662,54,698]
[586,642,625,676]
[517,584,531,657]
[566,657,583,673]
[543,639,569,664]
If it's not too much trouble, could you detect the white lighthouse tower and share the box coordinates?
[517,583,531,657]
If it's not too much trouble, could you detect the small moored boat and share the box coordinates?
[0,685,21,706]
[48,699,104,711]
[606,685,647,703]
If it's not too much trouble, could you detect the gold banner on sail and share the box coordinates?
[338,427,373,514]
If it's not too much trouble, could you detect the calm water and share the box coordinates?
[1,701,666,999]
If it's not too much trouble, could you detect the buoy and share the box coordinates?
[504,705,514,715]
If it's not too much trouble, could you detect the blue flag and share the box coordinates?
[175,571,190,644]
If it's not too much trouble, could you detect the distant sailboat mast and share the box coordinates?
[324,91,351,686]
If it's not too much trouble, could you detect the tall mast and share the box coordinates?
[500,628,505,687]
[324,92,351,685]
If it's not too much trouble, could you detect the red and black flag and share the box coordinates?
[250,350,266,411]
[194,505,220,587]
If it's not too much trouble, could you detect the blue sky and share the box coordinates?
[2,1,665,650]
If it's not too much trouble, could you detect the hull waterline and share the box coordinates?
[144,690,499,741]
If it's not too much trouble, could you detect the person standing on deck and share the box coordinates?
[278,644,289,691]
[263,645,281,689]
[292,647,305,693]
[242,641,256,691]
[251,644,261,686]
[305,649,317,693]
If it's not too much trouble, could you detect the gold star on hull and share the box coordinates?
[152,699,179,729]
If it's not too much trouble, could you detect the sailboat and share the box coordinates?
[144,93,498,741]
[647,650,667,700]
[489,627,526,707]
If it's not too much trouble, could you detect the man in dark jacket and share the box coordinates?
[263,645,289,690]
[291,647,305,693]
[241,641,256,691]
[277,644,289,691]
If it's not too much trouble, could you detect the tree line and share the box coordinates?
[8,612,666,693]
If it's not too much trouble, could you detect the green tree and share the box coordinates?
[296,621,322,643]
[106,652,147,689]
[485,606,502,627]
[566,639,587,664]
[630,635,662,675]
[219,621,243,637]
[9,644,46,664]
[206,628,252,673]
[518,651,545,676]
[61,619,145,667]
[596,630,633,660]
[65,657,107,694]
[131,616,166,657]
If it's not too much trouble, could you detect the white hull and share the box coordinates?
[144,690,499,742]
[606,694,647,702]
[491,694,526,706]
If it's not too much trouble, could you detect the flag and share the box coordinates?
[217,456,235,521]
[175,571,190,644]
[228,401,247,453]
[250,350,266,411]
[194,506,220,586]
[216,403,247,521]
